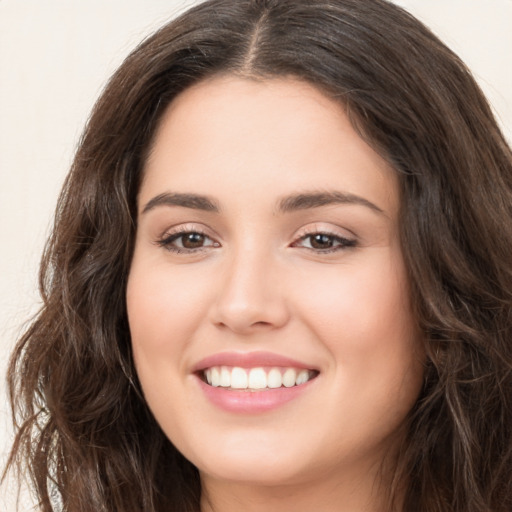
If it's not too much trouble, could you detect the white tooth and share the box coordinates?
[230,367,248,389]
[211,367,221,387]
[296,369,310,385]
[220,366,231,387]
[205,368,212,385]
[267,368,283,388]
[282,368,297,387]
[248,368,267,389]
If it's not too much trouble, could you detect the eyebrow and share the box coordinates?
[141,190,385,217]
[142,192,220,214]
[277,191,385,216]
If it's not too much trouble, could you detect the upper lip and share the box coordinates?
[192,351,318,372]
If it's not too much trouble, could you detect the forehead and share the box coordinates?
[141,75,399,217]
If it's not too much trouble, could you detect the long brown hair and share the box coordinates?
[4,1,512,510]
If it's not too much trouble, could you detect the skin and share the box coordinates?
[126,76,425,512]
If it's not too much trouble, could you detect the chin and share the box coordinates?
[187,438,311,487]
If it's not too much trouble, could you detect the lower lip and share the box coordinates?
[196,375,316,413]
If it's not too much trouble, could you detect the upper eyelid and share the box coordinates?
[155,222,357,245]
[158,223,217,240]
[293,223,357,240]
[292,232,356,248]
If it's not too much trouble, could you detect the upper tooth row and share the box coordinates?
[204,366,312,389]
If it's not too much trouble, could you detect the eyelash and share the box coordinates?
[156,228,357,255]
[292,231,357,253]
[156,226,218,254]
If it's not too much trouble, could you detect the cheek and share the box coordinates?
[126,259,204,433]
[298,253,415,348]
[295,249,423,408]
[126,259,212,354]
[298,255,423,427]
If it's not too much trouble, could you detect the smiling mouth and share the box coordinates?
[201,366,319,391]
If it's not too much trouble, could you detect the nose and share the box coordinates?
[209,248,290,335]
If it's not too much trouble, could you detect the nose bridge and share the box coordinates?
[211,240,288,333]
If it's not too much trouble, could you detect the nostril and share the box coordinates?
[251,321,273,327]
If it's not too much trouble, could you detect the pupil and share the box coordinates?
[183,233,204,248]
[311,234,333,249]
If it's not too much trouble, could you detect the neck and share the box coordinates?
[199,459,401,512]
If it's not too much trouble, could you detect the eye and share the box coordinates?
[293,232,357,253]
[157,229,219,253]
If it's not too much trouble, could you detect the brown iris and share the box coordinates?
[181,232,206,249]
[309,234,335,249]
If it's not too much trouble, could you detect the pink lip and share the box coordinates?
[192,351,316,372]
[192,351,319,414]
[195,377,316,414]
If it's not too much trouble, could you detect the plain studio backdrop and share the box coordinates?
[0,0,511,509]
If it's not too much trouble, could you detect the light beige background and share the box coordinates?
[1,0,511,509]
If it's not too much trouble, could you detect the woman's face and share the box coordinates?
[127,76,424,489]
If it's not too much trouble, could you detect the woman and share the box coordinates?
[4,0,512,511]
